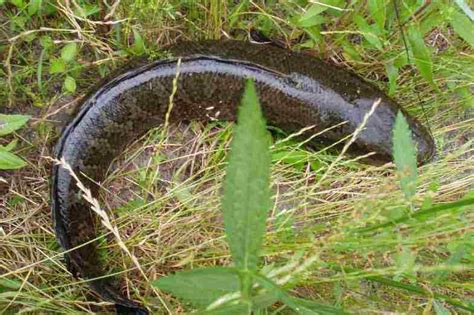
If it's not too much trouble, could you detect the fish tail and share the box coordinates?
[90,279,149,315]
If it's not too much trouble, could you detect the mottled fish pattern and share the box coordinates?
[52,40,435,314]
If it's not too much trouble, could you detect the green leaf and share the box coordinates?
[222,80,271,272]
[63,76,76,93]
[27,0,41,16]
[454,0,474,21]
[451,10,474,48]
[131,29,146,55]
[197,302,250,315]
[0,150,27,170]
[151,267,240,307]
[433,301,452,315]
[2,139,18,152]
[39,35,53,49]
[49,58,66,74]
[368,0,386,31]
[392,111,418,200]
[9,0,25,8]
[297,0,340,27]
[61,43,78,62]
[299,0,341,20]
[0,114,30,136]
[407,26,435,86]
[297,15,326,28]
[0,278,22,293]
[354,15,383,50]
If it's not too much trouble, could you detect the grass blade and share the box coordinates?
[353,197,474,233]
[221,80,271,273]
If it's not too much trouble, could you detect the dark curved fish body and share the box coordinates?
[52,40,435,313]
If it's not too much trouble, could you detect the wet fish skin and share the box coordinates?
[52,40,435,314]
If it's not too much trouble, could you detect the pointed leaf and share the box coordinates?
[0,114,30,136]
[131,29,146,55]
[407,26,435,86]
[368,0,386,31]
[451,10,474,48]
[354,15,383,50]
[0,150,27,170]
[151,267,240,307]
[392,112,418,200]
[222,80,271,271]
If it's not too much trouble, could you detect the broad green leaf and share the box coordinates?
[60,43,78,62]
[49,58,66,74]
[368,0,386,31]
[27,0,41,16]
[0,114,30,136]
[0,150,27,170]
[222,80,271,272]
[63,76,76,93]
[151,267,240,307]
[354,15,383,50]
[407,26,435,86]
[392,111,417,200]
[451,10,474,48]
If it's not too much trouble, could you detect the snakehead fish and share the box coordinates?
[51,40,435,314]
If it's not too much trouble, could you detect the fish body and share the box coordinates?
[52,40,435,313]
